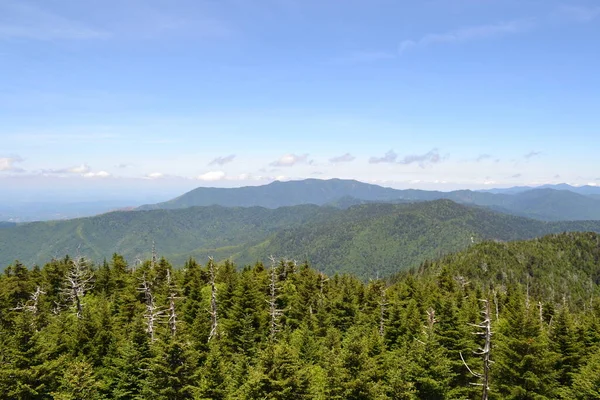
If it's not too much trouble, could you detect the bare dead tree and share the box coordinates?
[379,286,388,337]
[268,256,284,341]
[207,257,219,342]
[460,299,493,400]
[60,257,94,319]
[133,256,143,274]
[138,274,163,342]
[319,271,329,307]
[12,286,46,321]
[151,240,157,269]
[493,290,500,322]
[526,275,531,310]
[454,275,471,291]
[166,269,179,337]
[426,307,437,333]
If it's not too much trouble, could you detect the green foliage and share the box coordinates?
[0,232,599,398]
[4,200,600,279]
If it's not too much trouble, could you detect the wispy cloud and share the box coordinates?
[398,148,443,167]
[369,149,444,167]
[0,155,24,172]
[399,19,533,54]
[398,5,600,55]
[270,153,309,167]
[43,164,91,175]
[369,150,398,164]
[511,173,522,178]
[208,154,236,166]
[524,151,542,159]
[554,5,600,23]
[0,1,110,41]
[115,163,133,169]
[476,154,492,162]
[329,153,356,163]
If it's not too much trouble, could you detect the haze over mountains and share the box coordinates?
[138,178,600,222]
[3,178,600,277]
[4,179,600,223]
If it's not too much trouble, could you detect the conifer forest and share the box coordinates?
[1,232,599,399]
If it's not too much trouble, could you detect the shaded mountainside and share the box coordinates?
[137,178,600,221]
[137,178,406,210]
[4,199,600,278]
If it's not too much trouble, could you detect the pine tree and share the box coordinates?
[494,290,558,399]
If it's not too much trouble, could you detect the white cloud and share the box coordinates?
[83,170,111,178]
[270,153,309,167]
[144,172,166,179]
[68,164,91,174]
[197,171,226,181]
[0,156,24,172]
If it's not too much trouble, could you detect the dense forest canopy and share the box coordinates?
[1,232,599,399]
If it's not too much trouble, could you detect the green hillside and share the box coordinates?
[232,200,600,278]
[0,205,337,269]
[137,178,600,221]
[4,200,600,277]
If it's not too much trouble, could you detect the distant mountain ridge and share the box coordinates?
[480,183,600,196]
[138,178,600,221]
[4,199,600,278]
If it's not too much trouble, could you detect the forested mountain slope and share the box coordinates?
[3,200,600,278]
[1,232,599,399]
[137,178,600,221]
[0,204,336,270]
[233,200,600,278]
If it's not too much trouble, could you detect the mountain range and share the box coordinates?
[479,183,600,195]
[4,199,600,278]
[138,178,600,221]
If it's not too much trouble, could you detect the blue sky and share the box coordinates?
[1,0,600,201]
